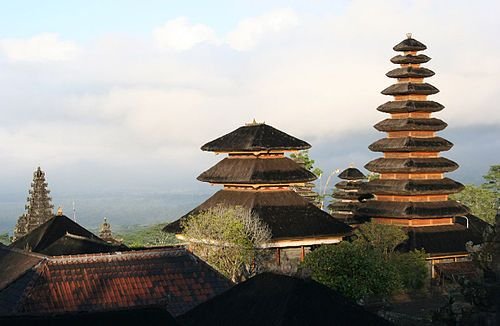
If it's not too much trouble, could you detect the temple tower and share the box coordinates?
[361,34,468,226]
[165,122,351,264]
[99,217,114,243]
[13,167,54,240]
[328,167,367,225]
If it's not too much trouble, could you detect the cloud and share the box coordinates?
[226,8,299,51]
[0,33,79,62]
[153,17,219,51]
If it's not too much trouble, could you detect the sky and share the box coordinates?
[0,0,499,204]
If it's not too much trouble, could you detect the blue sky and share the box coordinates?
[0,0,498,203]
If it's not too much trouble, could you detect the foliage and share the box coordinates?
[0,232,10,245]
[118,223,179,247]
[181,205,271,282]
[481,164,499,192]
[303,242,401,301]
[367,172,380,181]
[302,222,428,301]
[451,184,496,224]
[289,150,323,177]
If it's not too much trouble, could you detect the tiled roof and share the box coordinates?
[1,247,231,317]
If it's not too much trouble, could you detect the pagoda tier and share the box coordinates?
[327,167,367,225]
[290,154,321,207]
[362,35,468,226]
[165,122,351,245]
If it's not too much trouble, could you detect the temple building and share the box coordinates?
[13,167,54,240]
[99,217,121,244]
[164,122,351,265]
[360,35,485,273]
[328,167,368,225]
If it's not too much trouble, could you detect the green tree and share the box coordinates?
[451,184,496,224]
[0,232,10,245]
[482,164,499,192]
[181,205,271,282]
[390,250,428,290]
[353,222,408,258]
[289,150,323,177]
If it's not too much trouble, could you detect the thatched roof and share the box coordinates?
[335,180,364,190]
[338,167,365,180]
[197,157,316,184]
[365,157,459,173]
[377,100,444,113]
[201,123,310,152]
[374,118,447,132]
[369,136,453,152]
[381,82,439,96]
[332,190,364,200]
[361,178,464,196]
[390,54,431,64]
[178,273,393,326]
[0,245,45,292]
[358,200,469,219]
[386,66,435,79]
[393,37,427,52]
[163,190,351,240]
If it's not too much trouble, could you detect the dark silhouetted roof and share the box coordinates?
[377,100,444,113]
[338,167,365,180]
[0,307,177,326]
[9,215,125,255]
[0,245,45,291]
[369,137,453,152]
[381,82,439,96]
[201,123,311,152]
[365,157,459,173]
[362,178,464,195]
[0,248,231,317]
[393,37,427,52]
[358,200,469,219]
[178,273,392,326]
[164,190,351,240]
[390,54,430,64]
[197,157,316,184]
[335,180,364,190]
[386,66,434,79]
[374,118,447,132]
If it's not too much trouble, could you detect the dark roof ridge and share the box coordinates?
[47,247,188,262]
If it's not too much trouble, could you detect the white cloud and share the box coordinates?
[0,33,79,62]
[226,8,299,51]
[153,17,219,51]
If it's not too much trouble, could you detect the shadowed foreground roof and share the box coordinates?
[178,273,392,326]
[164,190,352,240]
[0,307,178,326]
[0,245,45,291]
[0,247,231,317]
[9,215,125,256]
[201,123,311,152]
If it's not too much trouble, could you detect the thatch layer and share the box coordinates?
[361,178,464,195]
[197,157,316,184]
[374,118,447,132]
[358,200,469,219]
[393,37,427,52]
[332,190,364,200]
[386,67,435,79]
[163,190,351,239]
[335,180,364,190]
[377,100,444,113]
[201,124,310,152]
[365,157,459,173]
[382,82,439,96]
[390,54,431,64]
[369,136,453,152]
[338,167,365,180]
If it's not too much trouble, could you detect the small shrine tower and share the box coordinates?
[99,217,115,243]
[361,34,468,226]
[165,122,351,263]
[328,167,367,225]
[13,167,54,240]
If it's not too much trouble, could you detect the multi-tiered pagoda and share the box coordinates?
[360,35,484,268]
[328,167,367,225]
[13,167,54,240]
[165,122,351,264]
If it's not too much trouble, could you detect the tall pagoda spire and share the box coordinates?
[99,217,114,243]
[165,122,351,253]
[13,167,55,240]
[360,35,468,226]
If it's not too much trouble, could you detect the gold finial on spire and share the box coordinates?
[57,206,63,216]
[406,32,412,39]
[349,162,355,168]
[246,119,264,126]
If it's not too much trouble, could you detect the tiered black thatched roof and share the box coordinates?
[178,273,392,326]
[201,123,310,152]
[386,66,435,78]
[197,157,316,184]
[381,82,439,96]
[365,157,459,173]
[338,167,365,180]
[377,100,444,113]
[374,118,447,132]
[358,200,469,219]
[164,190,351,240]
[327,167,367,224]
[10,215,125,255]
[362,178,464,196]
[390,53,431,64]
[393,36,427,51]
[369,137,453,152]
